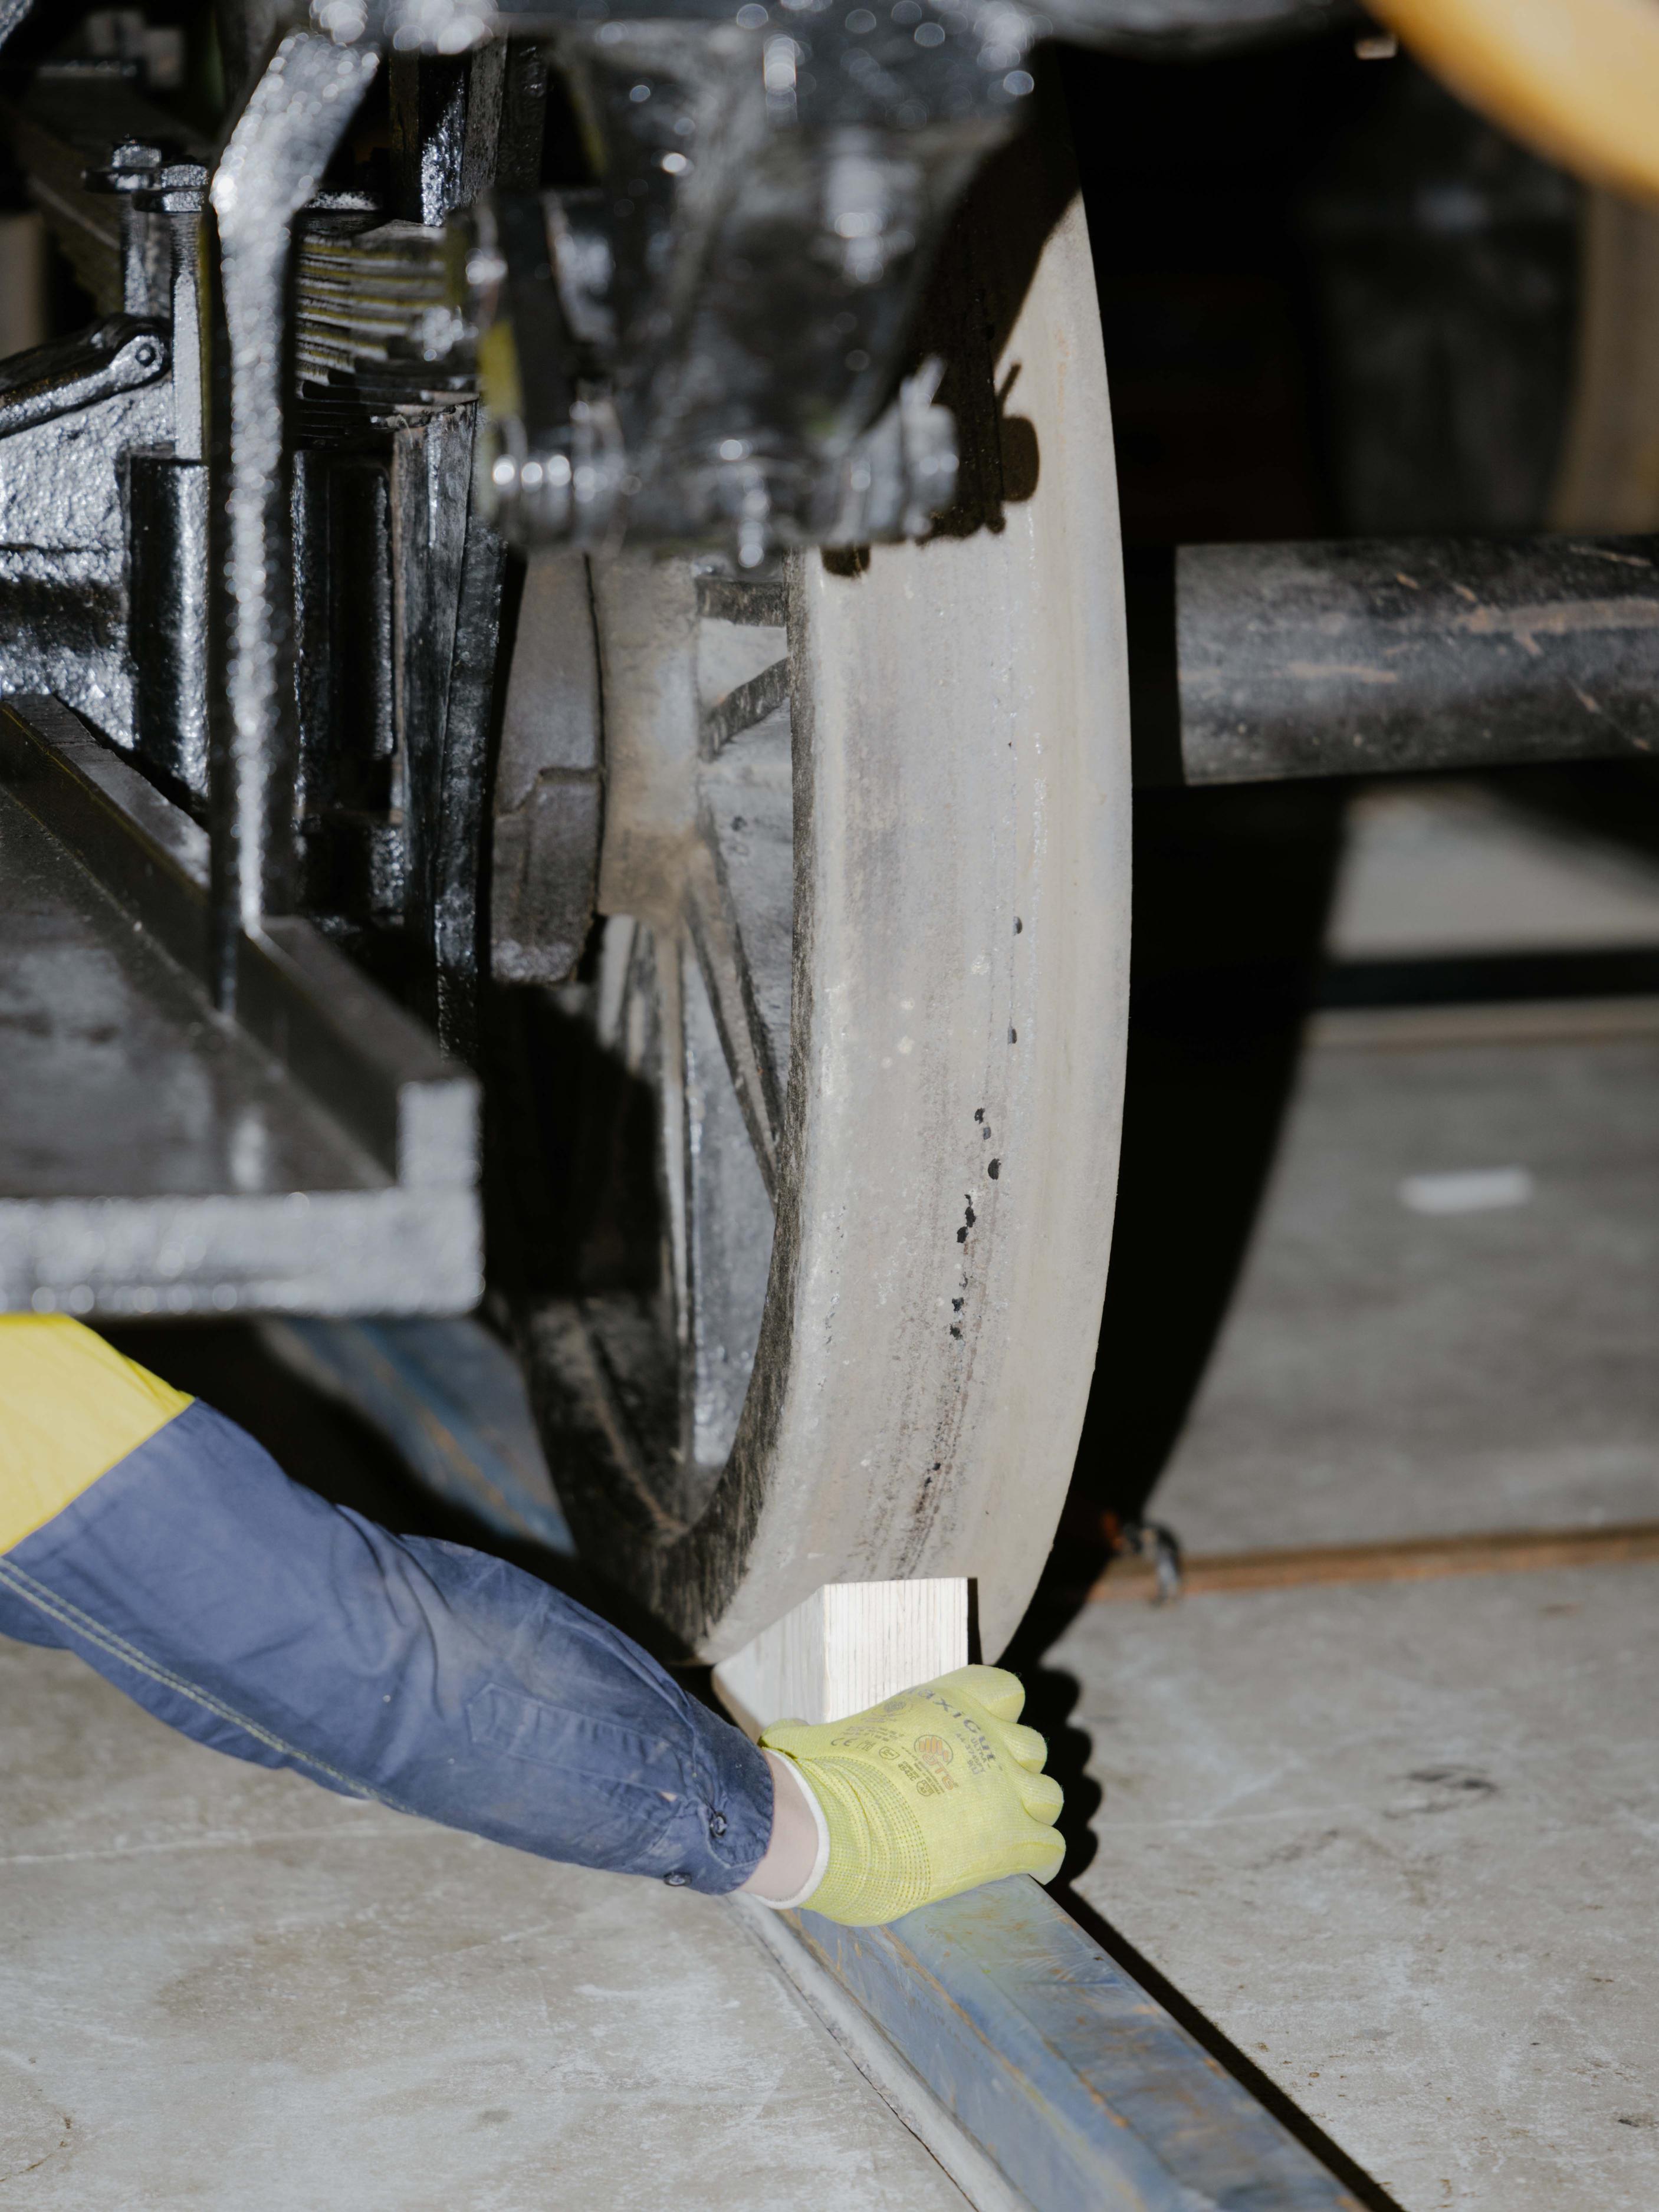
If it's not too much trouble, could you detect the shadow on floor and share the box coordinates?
[1052,1877,1410,2212]
[1040,781,1344,1579]
[1006,756,1659,1889]
[993,779,1345,1883]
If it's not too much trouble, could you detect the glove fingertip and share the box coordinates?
[999,1720,1048,1773]
[1020,1775,1065,1825]
[1029,1833,1067,1886]
[937,1664,1025,1721]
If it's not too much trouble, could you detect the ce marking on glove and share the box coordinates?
[912,1735,958,1794]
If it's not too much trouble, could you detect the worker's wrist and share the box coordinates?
[737,1750,830,1909]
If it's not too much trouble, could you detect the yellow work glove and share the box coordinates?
[760,1665,1065,1927]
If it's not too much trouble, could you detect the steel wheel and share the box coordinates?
[512,121,1130,1662]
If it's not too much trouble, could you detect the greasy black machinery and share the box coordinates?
[1,0,1655,1664]
[0,0,1138,1664]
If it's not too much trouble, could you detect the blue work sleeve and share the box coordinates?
[0,1398,773,1894]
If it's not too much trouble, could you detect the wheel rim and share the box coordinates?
[517,121,1131,1662]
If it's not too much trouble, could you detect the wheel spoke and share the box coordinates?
[703,658,789,754]
[647,923,690,1365]
[682,595,793,1479]
[593,911,638,1056]
[679,941,774,1482]
[696,699,791,1091]
[682,869,782,1194]
[682,584,794,1183]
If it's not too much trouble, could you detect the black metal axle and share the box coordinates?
[1131,533,1659,786]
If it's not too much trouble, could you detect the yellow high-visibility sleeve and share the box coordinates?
[0,1317,192,1553]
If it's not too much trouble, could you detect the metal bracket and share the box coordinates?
[0,318,169,440]
[458,15,1029,560]
[208,31,383,1000]
[0,697,481,1316]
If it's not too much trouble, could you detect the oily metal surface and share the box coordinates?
[0,700,481,1316]
[490,548,603,990]
[773,1876,1363,2211]
[1164,534,1659,785]
[0,785,377,1202]
[0,321,173,752]
[208,31,382,985]
[286,0,1354,54]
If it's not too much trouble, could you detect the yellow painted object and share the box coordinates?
[1370,0,1659,205]
[0,1318,190,1553]
[763,1665,1065,1927]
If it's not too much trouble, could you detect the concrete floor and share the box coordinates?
[0,1640,968,2211]
[1148,1024,1659,1556]
[1061,1563,1659,2212]
[1057,995,1659,2212]
[1148,774,1659,1557]
[1328,781,1659,961]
